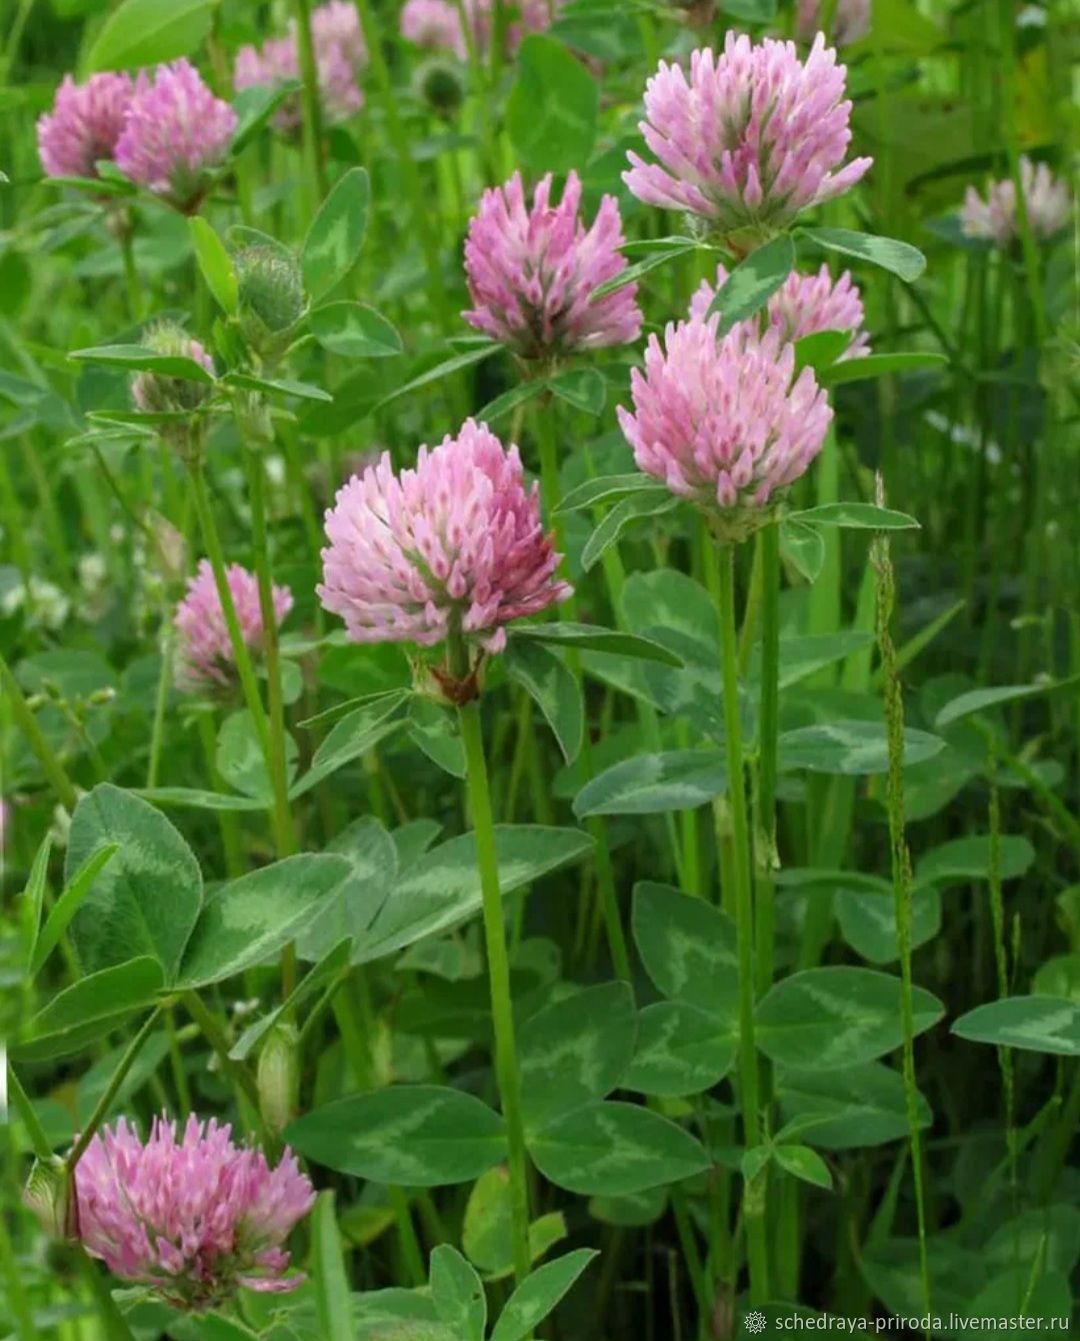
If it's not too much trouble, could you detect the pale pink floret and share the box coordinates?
[174,560,293,691]
[960,156,1071,249]
[617,317,832,517]
[464,171,642,359]
[401,0,468,58]
[317,420,572,654]
[311,0,368,66]
[690,261,870,359]
[74,1116,314,1310]
[796,0,871,47]
[624,34,872,241]
[398,0,557,60]
[464,0,561,55]
[234,1,365,129]
[114,60,236,212]
[36,73,134,179]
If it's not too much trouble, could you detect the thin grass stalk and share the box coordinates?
[351,0,452,333]
[754,522,780,995]
[188,465,275,762]
[0,1204,38,1341]
[196,710,245,879]
[241,439,298,875]
[78,1249,138,1341]
[8,1067,54,1163]
[0,651,78,812]
[871,498,931,1316]
[145,608,174,789]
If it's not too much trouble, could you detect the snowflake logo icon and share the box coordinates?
[745,1311,768,1335]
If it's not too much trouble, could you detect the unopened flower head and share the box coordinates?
[960,156,1071,249]
[37,73,134,179]
[796,0,871,47]
[131,322,216,414]
[234,244,307,359]
[617,315,832,539]
[235,1,365,130]
[74,1116,314,1310]
[401,0,468,59]
[114,60,236,212]
[464,171,642,359]
[317,419,572,657]
[414,56,467,119]
[690,261,870,359]
[624,34,872,248]
[174,560,293,692]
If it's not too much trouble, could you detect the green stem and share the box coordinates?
[351,0,450,332]
[333,980,426,1283]
[0,652,78,811]
[197,711,245,879]
[8,1066,54,1162]
[997,0,1048,352]
[145,608,174,789]
[242,444,298,866]
[68,1009,161,1171]
[292,0,328,208]
[0,1207,40,1341]
[754,524,780,995]
[0,0,36,81]
[872,525,931,1315]
[455,661,532,1284]
[388,1186,427,1286]
[119,224,142,325]
[78,1248,138,1341]
[165,1006,193,1114]
[182,991,263,1121]
[188,466,272,758]
[715,542,768,1305]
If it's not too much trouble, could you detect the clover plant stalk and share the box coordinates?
[67,1009,162,1172]
[79,1248,139,1341]
[535,397,632,981]
[292,0,328,207]
[450,629,533,1284]
[189,464,295,877]
[0,1206,38,1341]
[351,0,452,334]
[872,518,931,1316]
[715,541,769,1305]
[242,441,298,857]
[755,522,780,994]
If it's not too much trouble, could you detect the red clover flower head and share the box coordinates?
[317,419,572,655]
[113,60,236,213]
[463,171,642,360]
[37,73,134,180]
[617,315,833,539]
[624,34,872,248]
[74,1116,314,1311]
